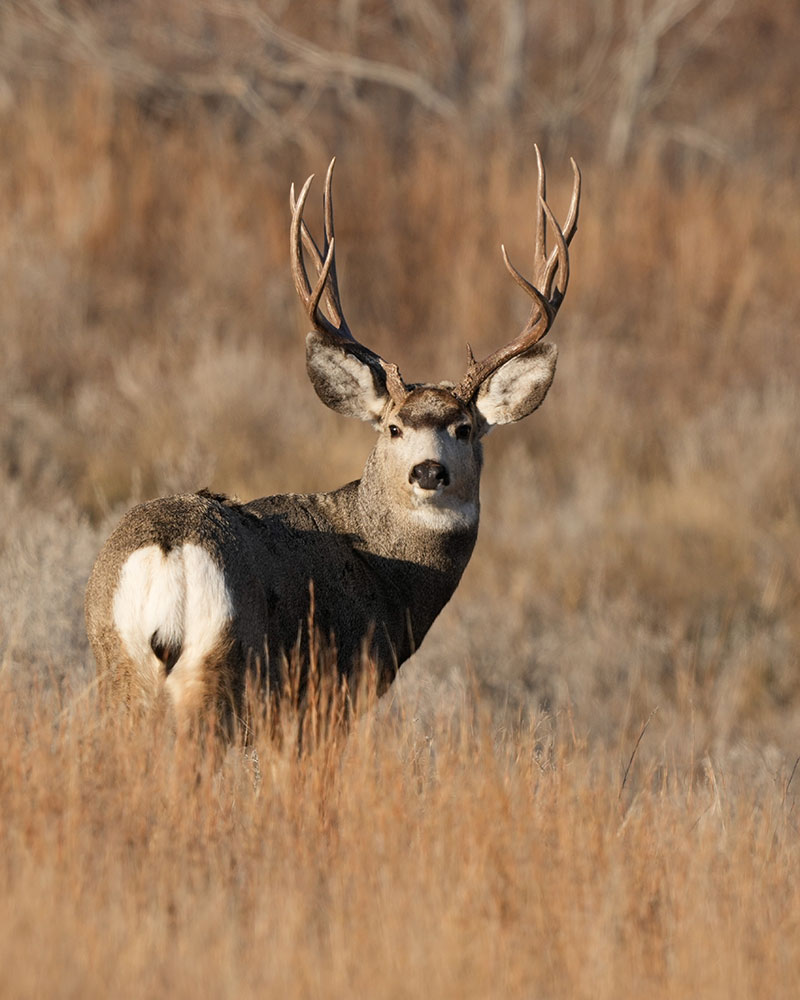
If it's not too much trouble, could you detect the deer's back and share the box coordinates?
[85,487,408,701]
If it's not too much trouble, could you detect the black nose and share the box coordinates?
[409,460,450,490]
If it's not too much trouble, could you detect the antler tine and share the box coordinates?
[289,176,312,295]
[320,157,350,334]
[540,197,569,302]
[289,160,408,405]
[453,149,581,404]
[533,144,547,284]
[563,158,582,243]
[541,158,581,300]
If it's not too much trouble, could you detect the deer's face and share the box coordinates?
[370,386,483,531]
[306,331,559,533]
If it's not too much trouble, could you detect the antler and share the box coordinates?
[454,145,581,403]
[290,159,407,405]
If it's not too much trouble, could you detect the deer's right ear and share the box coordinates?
[305,332,390,424]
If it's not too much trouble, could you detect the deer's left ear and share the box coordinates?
[474,342,557,427]
[305,331,389,424]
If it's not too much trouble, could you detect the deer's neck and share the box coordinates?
[354,463,478,618]
[354,481,477,574]
[256,477,478,676]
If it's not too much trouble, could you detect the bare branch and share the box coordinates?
[210,0,458,119]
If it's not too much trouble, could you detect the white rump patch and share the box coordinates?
[113,543,233,711]
[113,545,187,678]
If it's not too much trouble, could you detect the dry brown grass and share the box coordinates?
[1,678,799,999]
[0,1,799,994]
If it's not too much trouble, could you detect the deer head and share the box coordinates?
[290,150,580,532]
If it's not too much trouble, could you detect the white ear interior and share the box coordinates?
[305,332,389,423]
[474,342,558,427]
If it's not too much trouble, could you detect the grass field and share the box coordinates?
[1,1,799,995]
[1,681,799,998]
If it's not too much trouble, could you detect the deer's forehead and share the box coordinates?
[393,387,470,430]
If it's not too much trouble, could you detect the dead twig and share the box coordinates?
[619,707,658,800]
[784,754,800,806]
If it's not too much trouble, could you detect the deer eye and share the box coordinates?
[388,424,402,439]
[455,424,471,441]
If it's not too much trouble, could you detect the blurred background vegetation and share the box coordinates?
[0,0,797,765]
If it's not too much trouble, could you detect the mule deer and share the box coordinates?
[85,148,580,733]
